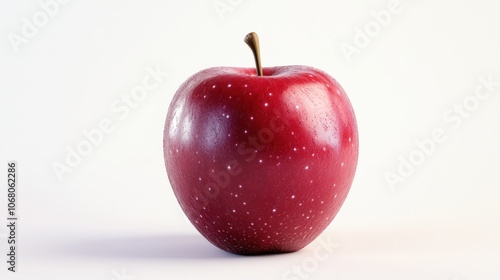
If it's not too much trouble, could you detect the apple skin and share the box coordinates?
[164,66,358,255]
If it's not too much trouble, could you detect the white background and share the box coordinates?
[1,0,500,279]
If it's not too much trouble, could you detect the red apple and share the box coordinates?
[163,33,358,255]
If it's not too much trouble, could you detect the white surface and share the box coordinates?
[1,0,500,279]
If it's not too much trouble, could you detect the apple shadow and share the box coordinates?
[59,234,242,260]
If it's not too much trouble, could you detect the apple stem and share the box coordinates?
[244,32,263,76]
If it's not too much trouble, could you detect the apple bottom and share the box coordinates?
[175,141,356,255]
[186,183,352,256]
[193,196,349,256]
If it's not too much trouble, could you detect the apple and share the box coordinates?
[163,32,358,255]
